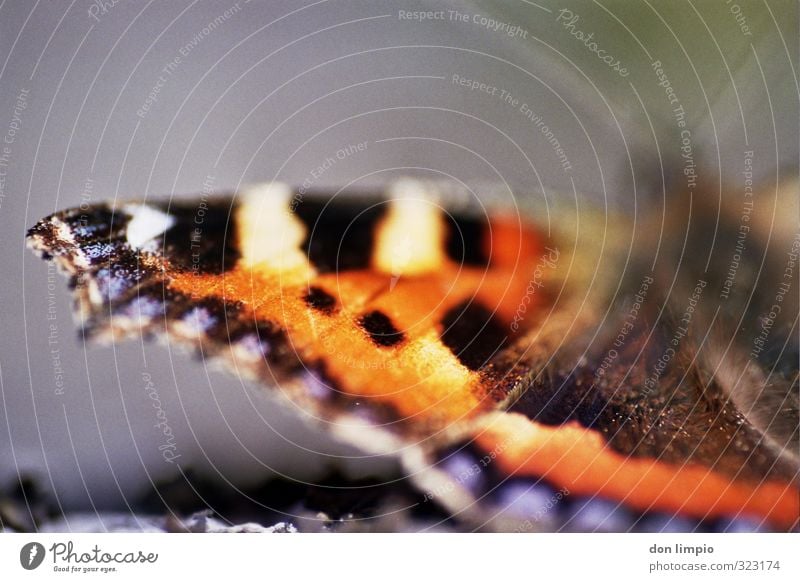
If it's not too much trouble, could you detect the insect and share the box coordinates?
[26,174,799,532]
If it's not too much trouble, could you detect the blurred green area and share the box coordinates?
[476,0,798,176]
[481,1,796,113]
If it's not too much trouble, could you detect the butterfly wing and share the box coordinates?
[27,179,799,531]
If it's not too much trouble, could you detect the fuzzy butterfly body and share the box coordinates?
[27,178,799,532]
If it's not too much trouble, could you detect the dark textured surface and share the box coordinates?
[506,307,800,484]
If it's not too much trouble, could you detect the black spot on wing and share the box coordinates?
[358,310,404,347]
[293,197,386,273]
[303,286,337,314]
[445,214,488,266]
[440,301,507,370]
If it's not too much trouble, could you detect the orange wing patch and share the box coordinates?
[475,413,799,529]
[169,191,549,427]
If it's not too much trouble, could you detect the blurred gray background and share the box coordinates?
[0,0,796,511]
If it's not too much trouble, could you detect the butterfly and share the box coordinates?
[26,175,799,532]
